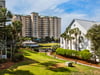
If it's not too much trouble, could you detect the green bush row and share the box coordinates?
[56,48,92,60]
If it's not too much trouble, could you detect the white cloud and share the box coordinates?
[6,0,100,33]
[6,0,69,14]
[58,13,87,33]
[6,0,73,33]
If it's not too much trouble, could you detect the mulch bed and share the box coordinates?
[0,61,15,70]
[55,54,100,67]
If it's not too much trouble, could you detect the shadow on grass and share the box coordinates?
[0,70,34,75]
[49,67,71,72]
[40,61,71,72]
[0,57,39,75]
[10,58,39,70]
[23,52,31,56]
[40,61,58,67]
[26,50,38,54]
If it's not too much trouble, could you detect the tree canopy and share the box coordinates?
[86,24,100,60]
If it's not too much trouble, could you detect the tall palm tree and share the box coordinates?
[12,21,22,37]
[5,21,22,59]
[0,8,12,25]
[0,8,12,58]
[11,21,22,55]
[5,24,13,59]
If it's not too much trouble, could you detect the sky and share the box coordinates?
[6,0,100,33]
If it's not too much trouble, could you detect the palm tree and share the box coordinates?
[5,24,13,59]
[12,21,22,36]
[0,8,12,25]
[5,21,22,59]
[0,8,12,58]
[61,32,70,49]
[73,28,80,51]
[11,21,22,55]
[68,29,75,49]
[78,34,84,51]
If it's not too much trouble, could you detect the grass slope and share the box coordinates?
[0,49,100,75]
[38,43,59,46]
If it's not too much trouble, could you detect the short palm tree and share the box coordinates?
[61,32,70,49]
[68,29,75,49]
[73,28,80,51]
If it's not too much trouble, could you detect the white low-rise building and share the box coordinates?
[60,19,100,61]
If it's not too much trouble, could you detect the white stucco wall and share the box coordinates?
[60,20,91,51]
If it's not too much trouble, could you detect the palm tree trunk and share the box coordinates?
[13,39,15,55]
[65,39,67,49]
[76,36,78,51]
[4,18,7,58]
[67,40,69,49]
[5,37,7,58]
[10,44,13,60]
[64,39,66,49]
[70,40,72,50]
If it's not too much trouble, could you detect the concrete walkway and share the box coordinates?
[47,52,100,69]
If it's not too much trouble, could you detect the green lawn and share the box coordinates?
[38,43,59,47]
[0,49,100,75]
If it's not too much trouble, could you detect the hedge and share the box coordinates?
[79,50,92,60]
[56,48,92,60]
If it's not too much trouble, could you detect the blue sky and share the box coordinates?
[6,0,100,33]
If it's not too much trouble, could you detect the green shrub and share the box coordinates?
[56,48,62,54]
[79,51,92,60]
[60,48,66,55]
[72,50,79,57]
[82,49,90,52]
[56,48,77,57]
[12,53,24,62]
[56,48,66,55]
[56,48,92,60]
[65,49,73,56]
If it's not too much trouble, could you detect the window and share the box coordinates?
[74,24,76,26]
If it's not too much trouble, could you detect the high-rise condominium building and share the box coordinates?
[0,0,5,8]
[12,12,61,39]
